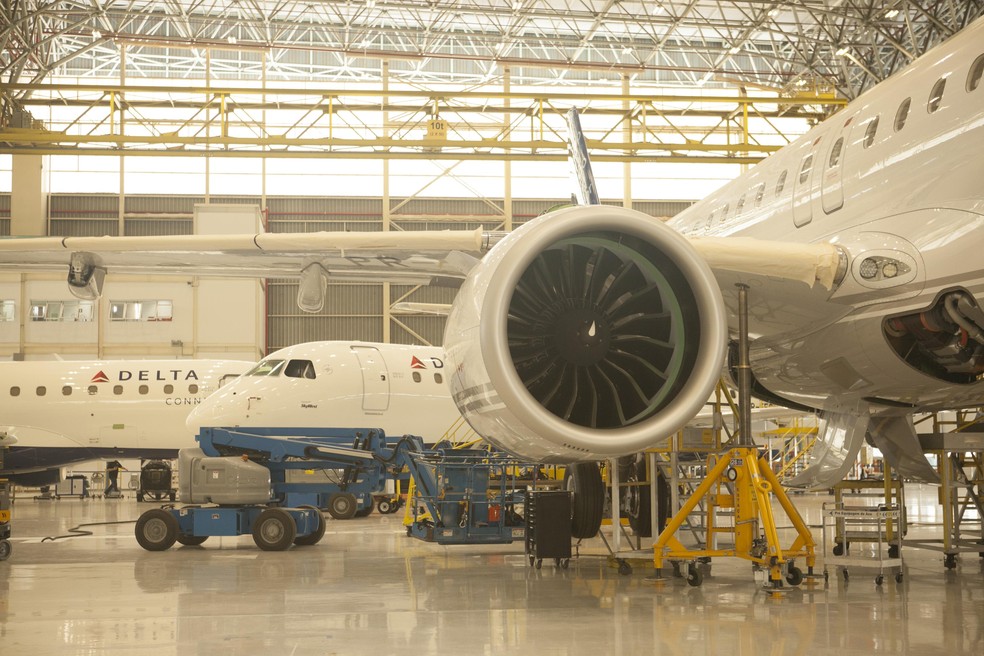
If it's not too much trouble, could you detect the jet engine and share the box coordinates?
[444,205,727,463]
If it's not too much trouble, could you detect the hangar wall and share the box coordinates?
[0,193,691,358]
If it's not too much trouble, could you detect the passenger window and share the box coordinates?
[114,385,123,395]
[798,154,814,184]
[863,117,879,148]
[894,97,911,131]
[734,196,745,217]
[9,386,19,397]
[719,204,730,224]
[62,385,72,396]
[754,184,765,206]
[968,53,984,92]
[284,359,316,379]
[189,384,199,394]
[775,170,787,196]
[36,386,46,397]
[88,385,98,395]
[828,138,844,168]
[412,371,421,383]
[139,385,149,395]
[927,77,946,113]
[434,373,443,384]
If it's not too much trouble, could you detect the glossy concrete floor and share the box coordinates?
[1,485,982,656]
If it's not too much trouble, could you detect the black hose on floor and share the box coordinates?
[41,519,136,542]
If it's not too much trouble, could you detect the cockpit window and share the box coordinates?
[284,359,316,379]
[246,359,286,377]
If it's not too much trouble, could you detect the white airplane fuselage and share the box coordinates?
[1,359,252,482]
[186,342,466,442]
[671,25,984,413]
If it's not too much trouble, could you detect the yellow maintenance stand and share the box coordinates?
[652,284,817,589]
[1,442,10,561]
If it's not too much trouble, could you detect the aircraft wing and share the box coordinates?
[0,230,488,285]
[0,229,841,290]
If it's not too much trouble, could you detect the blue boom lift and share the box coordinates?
[134,427,531,551]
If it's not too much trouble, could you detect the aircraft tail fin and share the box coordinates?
[565,108,600,206]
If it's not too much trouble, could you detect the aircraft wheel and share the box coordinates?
[135,509,178,551]
[327,493,358,520]
[564,462,604,539]
[252,508,297,551]
[293,507,327,546]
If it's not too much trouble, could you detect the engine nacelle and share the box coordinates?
[444,205,727,463]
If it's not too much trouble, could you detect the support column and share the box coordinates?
[10,154,48,236]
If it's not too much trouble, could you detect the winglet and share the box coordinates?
[565,108,600,206]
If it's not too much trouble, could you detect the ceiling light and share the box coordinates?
[835,47,850,57]
[728,46,741,55]
[885,9,899,19]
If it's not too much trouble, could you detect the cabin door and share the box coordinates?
[351,345,391,412]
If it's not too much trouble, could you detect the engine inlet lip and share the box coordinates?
[481,205,728,457]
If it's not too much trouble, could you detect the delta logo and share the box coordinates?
[89,369,200,383]
[410,356,444,370]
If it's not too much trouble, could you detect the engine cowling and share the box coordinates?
[444,205,727,463]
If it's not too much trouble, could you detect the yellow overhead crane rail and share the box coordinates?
[0,83,845,161]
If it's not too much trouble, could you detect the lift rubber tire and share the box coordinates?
[377,499,393,514]
[623,458,672,538]
[888,544,900,559]
[253,508,297,551]
[686,563,703,587]
[135,508,179,551]
[786,566,804,586]
[0,539,11,561]
[176,534,209,547]
[293,507,327,546]
[327,493,358,520]
[564,462,604,539]
[354,505,373,518]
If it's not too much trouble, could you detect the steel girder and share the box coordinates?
[2,1,982,128]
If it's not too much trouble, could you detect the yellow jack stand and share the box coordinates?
[652,445,816,588]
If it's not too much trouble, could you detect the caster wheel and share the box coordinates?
[535,559,542,570]
[561,559,570,570]
[833,543,846,556]
[875,575,884,586]
[529,555,535,567]
[686,563,703,587]
[786,566,804,586]
[617,560,632,576]
[944,554,957,569]
[823,571,829,583]
[895,572,903,583]
[842,569,849,581]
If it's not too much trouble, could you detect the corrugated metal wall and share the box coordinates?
[0,194,10,236]
[24,193,692,354]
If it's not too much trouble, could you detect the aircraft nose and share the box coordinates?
[186,392,236,431]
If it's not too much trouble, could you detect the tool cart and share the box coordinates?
[525,489,572,569]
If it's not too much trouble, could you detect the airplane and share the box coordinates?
[1,17,983,495]
[0,359,253,486]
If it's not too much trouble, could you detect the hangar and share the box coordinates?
[1,2,983,654]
